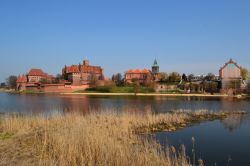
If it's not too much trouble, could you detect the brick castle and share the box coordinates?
[16,59,104,92]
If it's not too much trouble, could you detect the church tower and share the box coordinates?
[152,59,159,74]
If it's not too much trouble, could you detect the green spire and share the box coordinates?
[152,59,159,67]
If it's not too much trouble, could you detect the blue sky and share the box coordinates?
[0,0,250,82]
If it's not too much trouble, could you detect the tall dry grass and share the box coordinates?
[0,110,215,166]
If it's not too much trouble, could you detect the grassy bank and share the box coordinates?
[77,86,155,93]
[0,110,246,165]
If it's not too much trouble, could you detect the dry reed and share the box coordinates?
[0,109,244,166]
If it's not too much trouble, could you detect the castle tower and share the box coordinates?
[152,59,159,74]
[83,59,90,66]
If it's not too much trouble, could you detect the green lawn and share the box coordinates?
[76,86,155,93]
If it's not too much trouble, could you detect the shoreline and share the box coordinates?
[3,90,249,98]
[62,92,232,97]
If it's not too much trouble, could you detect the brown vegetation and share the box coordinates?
[0,110,246,166]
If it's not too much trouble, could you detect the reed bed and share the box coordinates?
[0,109,245,166]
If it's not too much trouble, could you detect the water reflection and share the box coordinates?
[221,97,247,111]
[221,113,248,132]
[1,93,250,114]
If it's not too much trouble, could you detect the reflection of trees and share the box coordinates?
[121,100,153,114]
[221,113,247,132]
[60,95,91,114]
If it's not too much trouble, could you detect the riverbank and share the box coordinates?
[6,90,250,99]
[63,92,231,97]
[0,110,246,165]
[0,88,15,93]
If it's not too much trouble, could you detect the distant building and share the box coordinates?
[152,59,159,74]
[27,69,54,83]
[219,59,242,90]
[125,69,152,84]
[125,59,160,84]
[62,59,104,85]
[152,59,160,81]
[16,69,55,91]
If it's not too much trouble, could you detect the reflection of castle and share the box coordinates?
[221,113,246,132]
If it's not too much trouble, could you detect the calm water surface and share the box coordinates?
[0,92,250,165]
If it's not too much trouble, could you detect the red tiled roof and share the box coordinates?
[65,65,103,74]
[66,65,80,73]
[16,75,27,83]
[81,65,103,74]
[28,69,46,76]
[126,69,151,74]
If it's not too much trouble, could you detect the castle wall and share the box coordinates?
[25,84,89,93]
[72,73,81,86]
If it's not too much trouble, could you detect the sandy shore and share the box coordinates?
[61,92,230,97]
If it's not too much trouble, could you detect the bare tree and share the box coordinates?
[168,72,181,83]
[112,73,123,86]
[188,74,195,82]
[54,74,63,83]
[182,73,188,82]
[158,72,168,83]
[6,75,17,89]
[205,73,215,81]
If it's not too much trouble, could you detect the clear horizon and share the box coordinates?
[1,0,250,82]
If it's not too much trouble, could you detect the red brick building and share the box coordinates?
[219,59,241,79]
[16,75,28,91]
[219,59,242,90]
[27,69,54,83]
[16,69,56,91]
[125,69,152,84]
[124,59,160,84]
[62,60,104,85]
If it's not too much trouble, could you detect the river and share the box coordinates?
[0,92,249,165]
